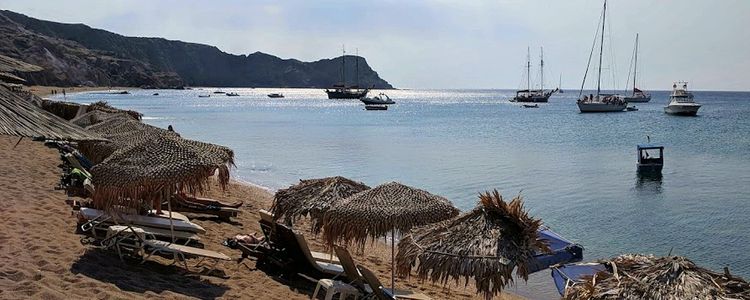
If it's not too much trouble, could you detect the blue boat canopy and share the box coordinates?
[551,263,607,295]
[528,227,584,273]
[637,143,664,150]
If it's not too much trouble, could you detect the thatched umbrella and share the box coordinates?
[562,254,750,300]
[0,54,43,73]
[271,176,370,233]
[396,190,551,300]
[0,85,105,141]
[91,134,234,211]
[70,110,136,128]
[323,181,460,289]
[79,117,179,163]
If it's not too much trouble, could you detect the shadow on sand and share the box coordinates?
[71,250,229,299]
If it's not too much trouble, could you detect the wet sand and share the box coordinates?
[0,136,522,299]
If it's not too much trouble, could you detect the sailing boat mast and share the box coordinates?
[632,33,639,95]
[597,0,606,97]
[526,47,531,91]
[342,45,346,88]
[540,47,544,92]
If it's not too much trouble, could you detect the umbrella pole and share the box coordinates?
[166,189,175,244]
[391,227,395,291]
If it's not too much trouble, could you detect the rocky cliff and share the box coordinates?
[0,10,393,89]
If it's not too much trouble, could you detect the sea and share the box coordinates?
[57,88,750,299]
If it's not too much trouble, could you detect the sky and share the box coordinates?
[1,0,748,90]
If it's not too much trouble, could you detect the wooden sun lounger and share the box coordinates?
[275,224,344,278]
[142,240,232,272]
[171,194,241,219]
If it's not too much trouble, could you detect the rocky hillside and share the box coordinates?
[0,10,392,88]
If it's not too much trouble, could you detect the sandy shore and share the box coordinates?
[0,135,522,299]
[27,86,136,98]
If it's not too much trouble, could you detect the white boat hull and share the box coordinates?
[664,104,701,116]
[622,95,651,103]
[577,102,627,112]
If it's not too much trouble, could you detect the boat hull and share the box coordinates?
[622,95,651,103]
[577,102,627,112]
[513,94,550,103]
[326,89,369,99]
[364,105,387,110]
[360,99,395,105]
[664,104,700,116]
[637,163,663,174]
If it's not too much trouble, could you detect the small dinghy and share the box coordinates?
[365,105,388,111]
[267,93,284,98]
[360,93,395,105]
[522,104,539,108]
[226,92,240,96]
[626,106,638,111]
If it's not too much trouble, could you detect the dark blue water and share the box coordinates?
[59,88,750,298]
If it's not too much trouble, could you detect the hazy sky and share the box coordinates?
[1,0,748,90]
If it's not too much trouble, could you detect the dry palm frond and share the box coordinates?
[322,181,459,249]
[0,85,105,141]
[87,101,142,120]
[396,190,550,300]
[564,254,750,300]
[271,176,370,233]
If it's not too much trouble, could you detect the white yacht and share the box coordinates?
[664,82,701,116]
[576,0,627,113]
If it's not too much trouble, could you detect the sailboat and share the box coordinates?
[512,47,556,103]
[576,0,627,113]
[622,34,651,103]
[325,47,369,99]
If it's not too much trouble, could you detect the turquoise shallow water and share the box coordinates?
[60,88,750,298]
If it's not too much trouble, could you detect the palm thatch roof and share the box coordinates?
[0,54,43,73]
[322,181,459,248]
[563,254,750,300]
[78,117,179,163]
[0,72,26,84]
[0,85,105,141]
[271,176,370,233]
[70,109,136,128]
[396,190,550,300]
[91,133,234,210]
[87,101,142,121]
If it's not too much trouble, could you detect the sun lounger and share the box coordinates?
[358,266,432,300]
[171,194,241,220]
[274,224,343,278]
[142,240,232,272]
[178,193,243,208]
[79,207,206,234]
[257,210,339,263]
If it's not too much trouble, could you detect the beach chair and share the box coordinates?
[171,194,241,220]
[358,266,432,300]
[274,224,344,279]
[142,240,232,272]
[258,210,340,263]
[334,245,370,292]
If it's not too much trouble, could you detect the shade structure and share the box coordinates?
[323,181,459,290]
[70,110,136,128]
[0,85,105,141]
[323,181,459,247]
[0,54,43,73]
[90,133,234,211]
[396,190,551,300]
[559,254,750,300]
[271,176,370,233]
[79,117,179,163]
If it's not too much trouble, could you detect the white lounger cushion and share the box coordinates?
[144,240,231,261]
[79,207,206,234]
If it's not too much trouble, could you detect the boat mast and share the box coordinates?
[342,45,346,88]
[597,0,606,98]
[540,47,544,92]
[633,33,639,95]
[526,46,531,91]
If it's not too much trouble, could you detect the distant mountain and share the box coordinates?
[0,10,393,89]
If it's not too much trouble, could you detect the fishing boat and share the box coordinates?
[637,142,664,174]
[576,0,627,113]
[198,94,211,98]
[325,47,369,99]
[365,105,387,111]
[664,82,701,116]
[360,93,394,105]
[267,93,284,98]
[512,47,556,103]
[621,34,651,103]
[213,91,225,94]
[226,92,239,96]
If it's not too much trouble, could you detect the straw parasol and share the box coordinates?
[0,54,43,73]
[271,176,370,233]
[70,110,136,128]
[90,134,234,211]
[563,254,750,300]
[396,190,551,300]
[0,85,105,141]
[79,117,179,163]
[323,181,460,289]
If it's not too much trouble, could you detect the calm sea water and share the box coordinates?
[59,88,750,298]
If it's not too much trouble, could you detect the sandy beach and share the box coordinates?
[0,135,521,299]
[28,86,136,98]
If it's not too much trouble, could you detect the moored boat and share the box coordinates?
[364,104,387,110]
[637,142,664,174]
[512,47,557,103]
[360,93,394,105]
[621,34,651,103]
[267,93,284,98]
[226,92,239,96]
[326,47,370,99]
[664,81,701,116]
